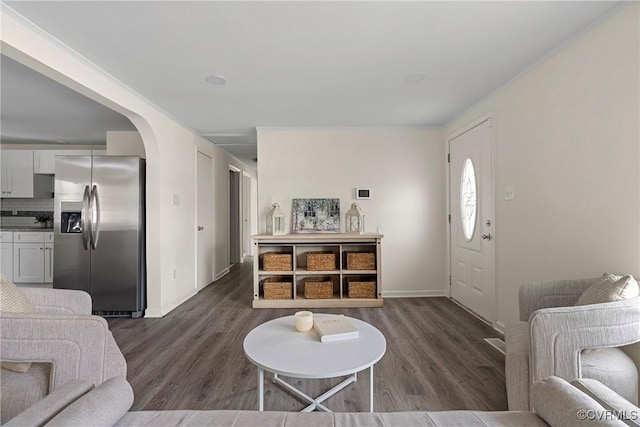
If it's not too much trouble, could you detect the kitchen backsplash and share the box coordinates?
[0,198,54,227]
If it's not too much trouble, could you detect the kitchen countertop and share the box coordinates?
[0,227,54,232]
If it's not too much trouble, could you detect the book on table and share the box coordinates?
[313,315,359,342]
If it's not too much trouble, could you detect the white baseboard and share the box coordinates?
[493,321,507,334]
[144,308,163,318]
[382,289,449,298]
[146,291,197,318]
[146,268,230,318]
[214,267,231,281]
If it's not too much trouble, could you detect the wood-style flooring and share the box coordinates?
[108,260,507,413]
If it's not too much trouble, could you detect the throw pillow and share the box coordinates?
[0,273,34,372]
[576,273,639,306]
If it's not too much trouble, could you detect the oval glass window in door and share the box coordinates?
[460,158,477,241]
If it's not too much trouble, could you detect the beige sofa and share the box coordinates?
[5,375,638,426]
[505,278,640,411]
[0,288,126,424]
[2,288,638,426]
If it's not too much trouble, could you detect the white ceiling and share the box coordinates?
[1,55,136,145]
[2,1,621,165]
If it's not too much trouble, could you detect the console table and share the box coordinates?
[252,233,383,308]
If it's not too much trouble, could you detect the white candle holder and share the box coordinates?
[294,311,314,332]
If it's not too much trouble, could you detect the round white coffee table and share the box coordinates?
[243,314,386,412]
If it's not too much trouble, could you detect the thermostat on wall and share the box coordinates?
[356,188,371,199]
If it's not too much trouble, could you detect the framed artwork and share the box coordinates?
[292,198,340,233]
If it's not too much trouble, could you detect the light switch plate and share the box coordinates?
[504,186,515,201]
[172,194,180,206]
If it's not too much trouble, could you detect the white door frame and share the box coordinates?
[195,149,214,291]
[228,165,242,266]
[241,171,252,260]
[446,112,497,327]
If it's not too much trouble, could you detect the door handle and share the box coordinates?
[81,186,91,250]
[481,233,492,240]
[90,185,100,250]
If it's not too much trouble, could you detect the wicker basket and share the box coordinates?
[304,278,334,299]
[346,252,375,270]
[346,279,376,298]
[263,278,292,300]
[306,252,336,271]
[263,253,292,271]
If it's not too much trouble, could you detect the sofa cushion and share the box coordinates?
[0,274,35,373]
[3,380,94,427]
[505,321,531,411]
[383,411,548,426]
[582,348,639,404]
[532,376,626,426]
[0,363,51,424]
[47,377,133,427]
[576,273,639,306]
[116,410,548,427]
[571,378,640,427]
[117,411,321,427]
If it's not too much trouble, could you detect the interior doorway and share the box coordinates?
[449,117,495,323]
[196,152,214,291]
[229,168,241,266]
[242,172,252,259]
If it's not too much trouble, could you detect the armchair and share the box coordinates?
[0,288,126,423]
[505,278,640,411]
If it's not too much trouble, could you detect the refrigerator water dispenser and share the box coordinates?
[61,202,83,233]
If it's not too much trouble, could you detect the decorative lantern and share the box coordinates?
[268,203,287,235]
[345,203,364,234]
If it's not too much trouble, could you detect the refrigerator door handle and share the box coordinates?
[90,185,101,250]
[81,185,91,250]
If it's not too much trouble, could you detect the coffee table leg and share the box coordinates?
[369,365,374,412]
[258,367,264,411]
[273,373,356,412]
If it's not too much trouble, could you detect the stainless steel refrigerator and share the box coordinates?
[54,155,146,318]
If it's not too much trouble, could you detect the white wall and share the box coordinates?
[257,128,446,296]
[445,4,640,331]
[1,9,257,316]
[106,131,146,158]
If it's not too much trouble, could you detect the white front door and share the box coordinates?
[449,118,495,323]
[197,152,214,291]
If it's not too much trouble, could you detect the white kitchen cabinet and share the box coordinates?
[12,232,53,283]
[44,242,54,283]
[13,242,45,283]
[1,242,13,281]
[63,150,92,156]
[34,150,62,174]
[1,231,14,281]
[59,149,107,156]
[1,150,34,198]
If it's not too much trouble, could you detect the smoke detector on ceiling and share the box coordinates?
[205,74,227,85]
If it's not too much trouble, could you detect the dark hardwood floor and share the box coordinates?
[108,260,507,413]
